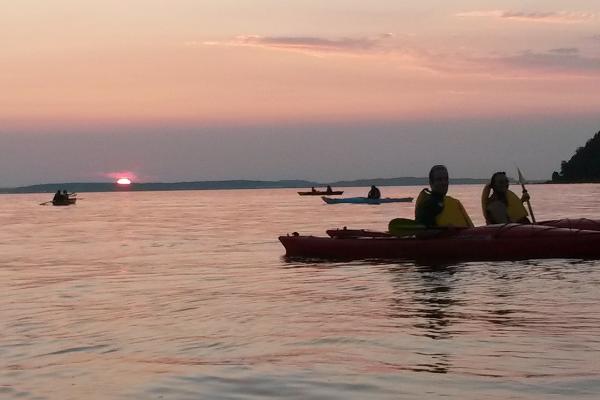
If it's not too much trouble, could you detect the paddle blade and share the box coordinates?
[517,167,527,185]
[388,218,427,237]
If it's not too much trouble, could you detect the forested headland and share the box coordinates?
[552,130,600,183]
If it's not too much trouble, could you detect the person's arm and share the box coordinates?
[415,197,439,227]
[481,184,491,224]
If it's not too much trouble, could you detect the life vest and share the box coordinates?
[416,189,474,228]
[482,188,528,223]
[504,190,528,222]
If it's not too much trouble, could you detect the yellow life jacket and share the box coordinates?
[482,189,528,223]
[415,189,474,228]
[505,190,528,222]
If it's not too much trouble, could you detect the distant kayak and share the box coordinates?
[322,196,413,205]
[280,223,600,261]
[52,197,77,206]
[298,190,343,196]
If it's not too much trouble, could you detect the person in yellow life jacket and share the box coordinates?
[415,165,474,228]
[481,171,531,224]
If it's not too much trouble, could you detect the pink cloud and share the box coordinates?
[191,34,600,78]
[424,48,600,78]
[195,34,396,56]
[491,48,600,74]
[456,10,596,24]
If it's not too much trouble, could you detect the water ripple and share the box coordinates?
[2,187,600,399]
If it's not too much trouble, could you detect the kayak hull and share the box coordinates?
[298,191,343,196]
[322,196,413,204]
[52,198,77,206]
[280,224,600,261]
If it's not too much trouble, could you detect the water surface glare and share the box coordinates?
[2,185,600,399]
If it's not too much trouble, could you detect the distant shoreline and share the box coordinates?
[546,180,600,184]
[0,177,492,194]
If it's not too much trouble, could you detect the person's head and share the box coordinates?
[371,185,376,189]
[490,171,509,194]
[56,190,61,194]
[62,190,68,194]
[428,165,449,195]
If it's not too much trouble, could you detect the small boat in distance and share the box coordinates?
[298,190,344,196]
[52,197,77,206]
[298,186,343,196]
[322,196,413,205]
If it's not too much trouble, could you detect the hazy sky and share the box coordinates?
[1,1,599,185]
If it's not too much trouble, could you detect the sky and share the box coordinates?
[1,0,599,186]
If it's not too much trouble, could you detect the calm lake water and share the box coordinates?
[2,184,600,399]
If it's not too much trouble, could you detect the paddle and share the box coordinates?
[516,167,536,223]
[39,201,52,205]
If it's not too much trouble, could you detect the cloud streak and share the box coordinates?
[425,48,600,77]
[191,34,600,77]
[456,10,596,24]
[196,34,396,56]
[492,48,600,74]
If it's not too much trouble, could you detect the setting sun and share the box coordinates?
[116,177,131,185]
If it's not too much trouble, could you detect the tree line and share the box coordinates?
[552,130,600,183]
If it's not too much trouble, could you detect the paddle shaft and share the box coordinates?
[519,183,536,223]
[516,167,536,223]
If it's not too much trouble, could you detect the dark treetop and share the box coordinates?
[552,130,600,183]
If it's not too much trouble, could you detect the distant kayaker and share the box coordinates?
[53,190,63,202]
[481,171,530,224]
[311,187,317,193]
[367,185,381,199]
[326,185,333,194]
[415,165,474,228]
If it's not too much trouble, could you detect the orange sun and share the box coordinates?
[117,177,131,185]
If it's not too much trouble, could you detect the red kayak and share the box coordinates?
[279,223,600,261]
[538,218,600,231]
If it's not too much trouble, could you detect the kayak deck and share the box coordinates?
[326,219,600,239]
